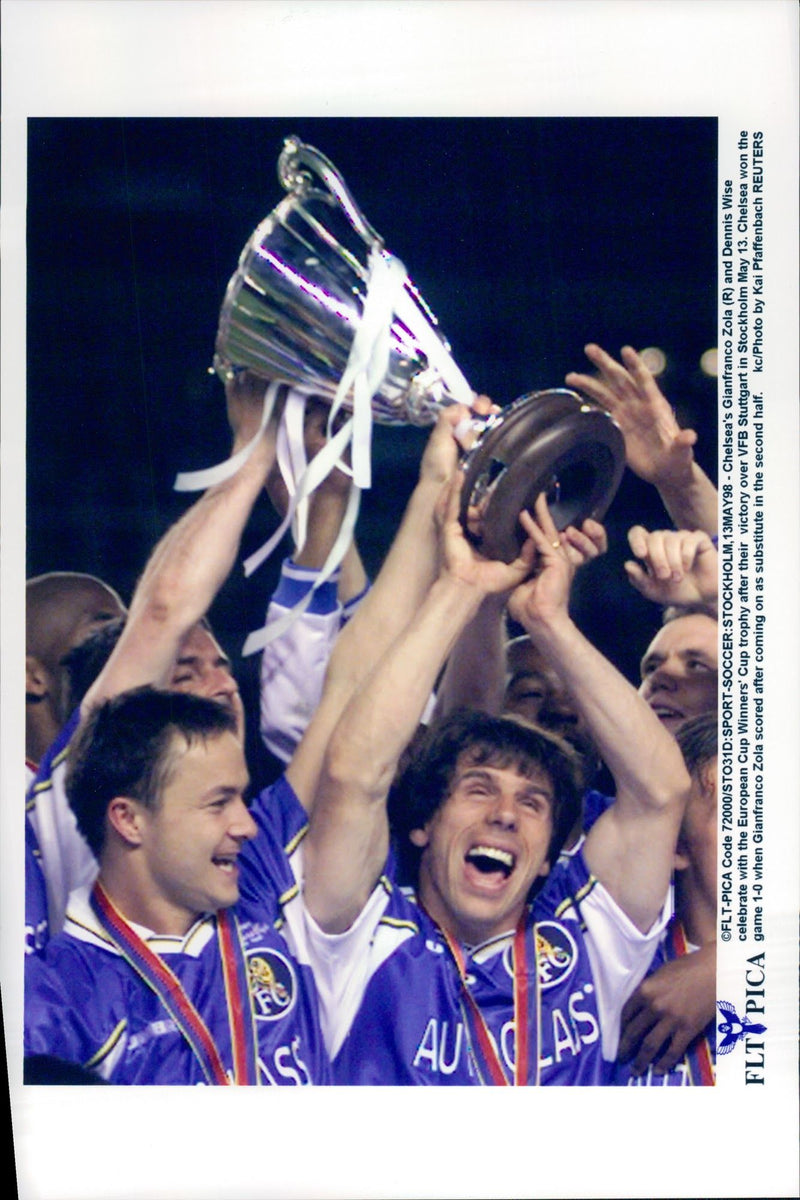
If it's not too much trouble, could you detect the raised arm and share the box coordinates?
[259,400,369,764]
[431,591,510,719]
[433,519,607,722]
[264,397,368,594]
[285,404,482,810]
[82,372,277,714]
[303,472,536,932]
[508,498,691,933]
[566,343,718,536]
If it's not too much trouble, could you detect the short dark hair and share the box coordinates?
[675,711,718,778]
[67,686,237,858]
[662,602,718,624]
[62,616,127,711]
[62,613,222,716]
[388,708,583,886]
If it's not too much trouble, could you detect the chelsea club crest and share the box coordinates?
[246,945,298,1021]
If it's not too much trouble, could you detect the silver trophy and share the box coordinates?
[214,136,625,562]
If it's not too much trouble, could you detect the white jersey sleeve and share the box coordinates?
[26,712,98,936]
[551,844,671,1060]
[286,872,395,1058]
[259,559,369,763]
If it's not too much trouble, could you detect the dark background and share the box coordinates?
[26,116,718,719]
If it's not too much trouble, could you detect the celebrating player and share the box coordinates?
[295,482,691,1084]
[24,687,330,1085]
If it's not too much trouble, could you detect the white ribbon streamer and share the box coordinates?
[173,243,474,657]
[242,480,361,657]
[173,380,280,492]
[281,389,311,554]
[242,411,356,578]
[326,248,409,490]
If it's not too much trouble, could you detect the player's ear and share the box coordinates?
[673,836,690,872]
[409,827,429,849]
[26,655,50,700]
[107,796,146,847]
[700,760,718,804]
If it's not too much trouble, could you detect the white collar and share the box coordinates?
[63,885,216,957]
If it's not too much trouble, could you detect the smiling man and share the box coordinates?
[26,615,247,950]
[25,371,277,948]
[297,485,690,1085]
[638,607,718,733]
[24,687,330,1085]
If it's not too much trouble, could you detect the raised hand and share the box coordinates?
[439,469,537,598]
[566,343,697,487]
[625,526,718,608]
[506,495,587,630]
[617,943,717,1075]
[561,518,608,568]
[225,369,282,454]
[419,395,498,489]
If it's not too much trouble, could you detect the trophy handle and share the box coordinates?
[278,136,384,251]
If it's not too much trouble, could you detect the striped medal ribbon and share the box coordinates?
[441,916,539,1085]
[669,917,716,1086]
[90,882,258,1085]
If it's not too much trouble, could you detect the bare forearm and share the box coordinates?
[521,611,686,809]
[287,477,442,806]
[521,608,688,929]
[325,478,442,692]
[433,592,508,722]
[327,573,484,795]
[293,487,352,571]
[85,436,272,707]
[306,573,484,930]
[337,541,369,605]
[657,463,718,536]
[131,438,271,629]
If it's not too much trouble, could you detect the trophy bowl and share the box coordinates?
[213,136,626,562]
[460,388,626,562]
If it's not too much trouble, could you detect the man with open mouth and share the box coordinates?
[24,687,331,1085]
[294,483,691,1085]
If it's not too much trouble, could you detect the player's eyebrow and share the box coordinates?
[457,766,552,799]
[174,652,232,670]
[458,768,498,786]
[641,645,716,672]
[174,654,200,669]
[202,782,250,804]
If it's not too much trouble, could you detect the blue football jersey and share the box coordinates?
[25,775,330,1085]
[25,817,49,956]
[606,918,716,1087]
[304,846,667,1086]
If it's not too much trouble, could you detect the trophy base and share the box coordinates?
[460,389,626,563]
